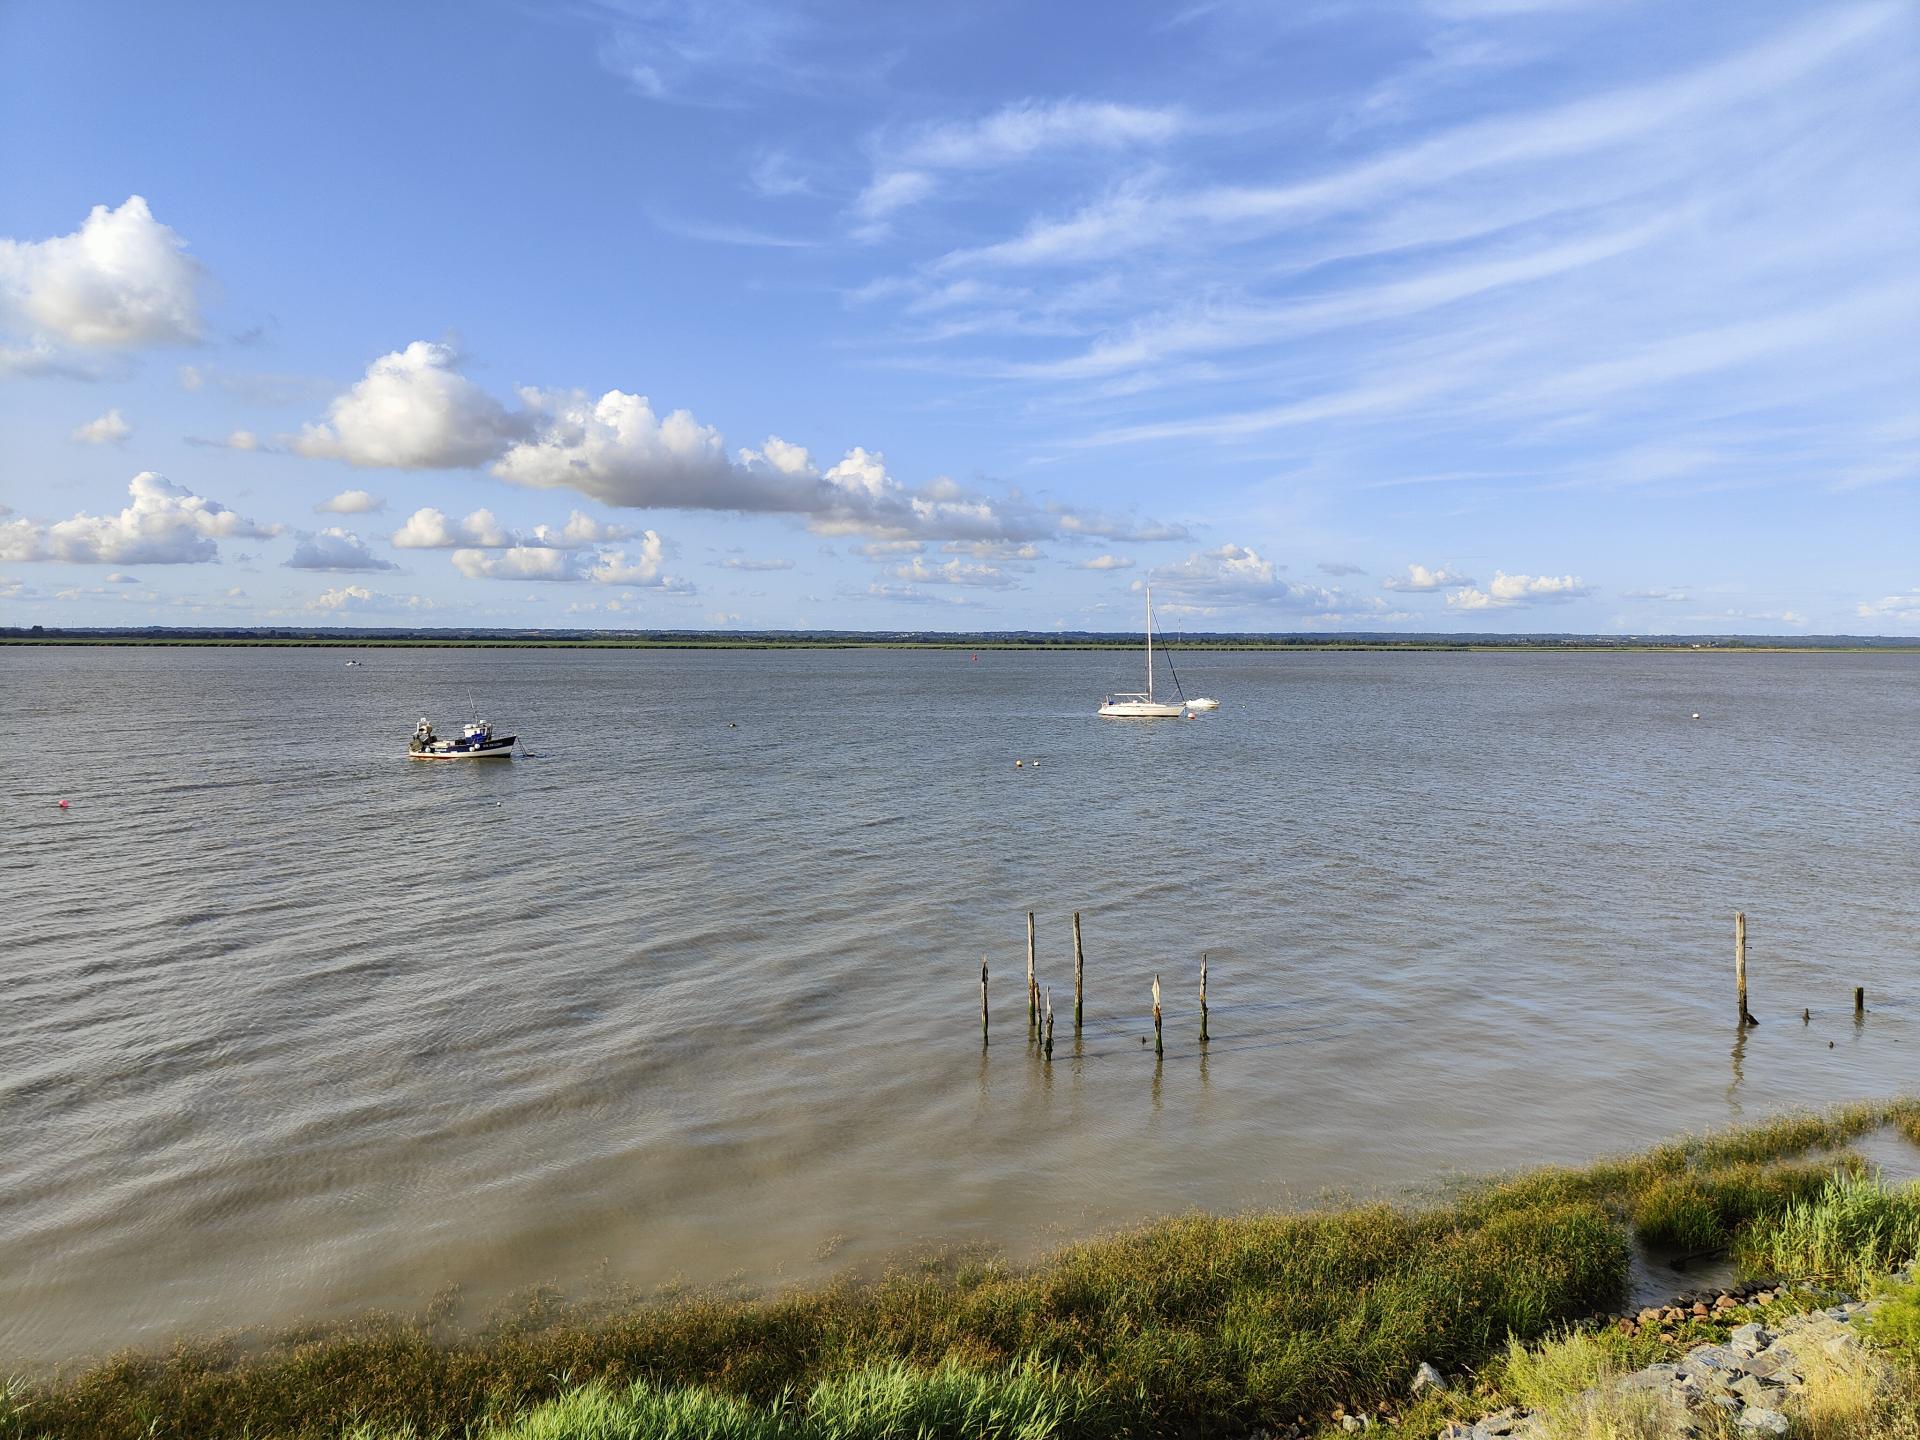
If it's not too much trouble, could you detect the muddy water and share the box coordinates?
[4,646,1915,1363]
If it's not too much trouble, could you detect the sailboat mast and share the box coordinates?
[1145,584,1153,699]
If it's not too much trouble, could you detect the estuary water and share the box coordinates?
[3,645,1917,1364]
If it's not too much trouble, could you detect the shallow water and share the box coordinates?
[3,646,1916,1364]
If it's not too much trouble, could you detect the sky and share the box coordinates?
[2,0,1917,634]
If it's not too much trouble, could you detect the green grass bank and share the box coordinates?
[6,1102,1917,1440]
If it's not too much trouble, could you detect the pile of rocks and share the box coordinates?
[1435,1293,1889,1439]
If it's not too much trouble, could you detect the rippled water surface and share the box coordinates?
[4,645,1917,1364]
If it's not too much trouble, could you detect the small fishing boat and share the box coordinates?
[1099,585,1188,719]
[1186,697,1220,712]
[407,717,516,760]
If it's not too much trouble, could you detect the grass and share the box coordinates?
[1734,1171,1920,1292]
[6,1101,1919,1440]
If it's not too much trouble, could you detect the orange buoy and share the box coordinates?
[58,799,70,808]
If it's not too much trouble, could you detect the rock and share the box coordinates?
[1728,1322,1771,1354]
[1411,1362,1447,1397]
[1691,1301,1711,1317]
[1340,1416,1365,1434]
[1477,1409,1522,1436]
[1737,1407,1791,1436]
[1436,1424,1475,1440]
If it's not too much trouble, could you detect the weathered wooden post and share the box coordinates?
[1044,987,1054,1062]
[1152,973,1163,1058]
[1027,912,1037,1028]
[1199,953,1209,1044]
[1855,986,1866,1015]
[981,959,990,1047]
[1072,911,1085,1029]
[1735,912,1756,1026]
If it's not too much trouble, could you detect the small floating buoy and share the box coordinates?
[1829,1040,1836,1049]
[1014,759,1023,768]
[57,798,70,809]
[1691,713,1701,720]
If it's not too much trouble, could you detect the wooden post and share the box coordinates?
[1199,953,1209,1044]
[1044,987,1054,1061]
[1152,973,1163,1058]
[1072,911,1084,1029]
[981,959,989,1047]
[1735,912,1756,1027]
[1027,912,1037,1027]
[1855,986,1866,1015]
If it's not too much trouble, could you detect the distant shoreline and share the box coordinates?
[4,630,1915,654]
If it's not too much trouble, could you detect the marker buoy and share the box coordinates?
[1015,759,1023,768]
[1691,713,1701,720]
[58,799,70,809]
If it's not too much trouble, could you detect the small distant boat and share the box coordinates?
[345,659,361,667]
[1099,585,1187,719]
[1187,697,1221,712]
[408,717,516,760]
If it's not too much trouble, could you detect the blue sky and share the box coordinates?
[2,0,1916,633]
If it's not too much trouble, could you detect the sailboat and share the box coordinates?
[1099,585,1188,718]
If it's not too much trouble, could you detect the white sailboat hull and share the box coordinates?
[1098,699,1186,718]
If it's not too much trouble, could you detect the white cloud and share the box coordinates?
[1622,586,1690,602]
[105,571,139,583]
[720,555,794,571]
[1082,554,1135,570]
[317,489,385,514]
[858,100,1187,224]
[286,527,400,572]
[1053,507,1189,542]
[591,536,693,590]
[892,556,1014,588]
[186,428,277,452]
[310,584,435,612]
[390,506,515,549]
[1856,590,1920,625]
[294,341,526,469]
[1318,561,1367,576]
[1150,543,1352,614]
[1383,563,1476,591]
[451,546,589,582]
[0,472,279,564]
[0,196,202,348]
[1446,571,1591,607]
[391,505,635,550]
[495,387,740,504]
[72,408,131,445]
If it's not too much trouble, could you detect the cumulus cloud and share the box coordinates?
[0,196,202,349]
[294,341,527,468]
[1151,543,1357,615]
[296,344,1178,546]
[0,472,279,564]
[1383,562,1476,591]
[451,546,589,582]
[587,534,691,589]
[1082,553,1135,570]
[317,489,385,514]
[310,584,435,611]
[448,529,690,590]
[285,527,400,572]
[391,506,514,549]
[1856,589,1920,625]
[391,505,634,550]
[893,556,1015,588]
[72,408,131,445]
[1445,571,1592,608]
